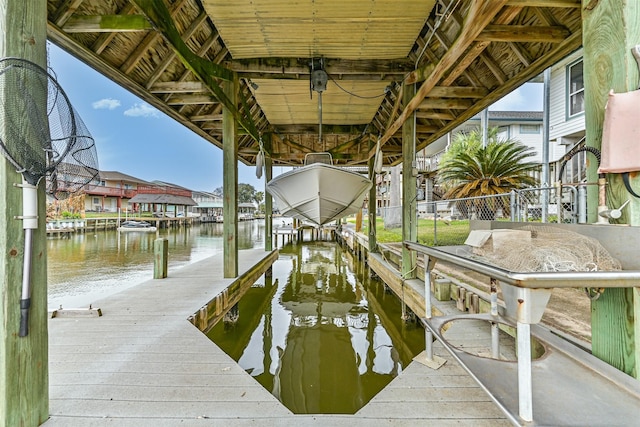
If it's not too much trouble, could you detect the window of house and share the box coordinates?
[567,59,584,117]
[92,197,100,205]
[520,124,540,134]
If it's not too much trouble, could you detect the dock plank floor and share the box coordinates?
[45,248,509,426]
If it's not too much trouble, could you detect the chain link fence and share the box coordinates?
[380,186,581,246]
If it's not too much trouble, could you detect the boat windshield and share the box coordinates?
[304,152,333,166]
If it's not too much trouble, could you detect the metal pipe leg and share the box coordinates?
[490,279,499,358]
[517,322,533,422]
[420,254,445,369]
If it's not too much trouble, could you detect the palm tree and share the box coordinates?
[438,128,538,219]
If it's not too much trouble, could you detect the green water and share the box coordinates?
[207,241,425,414]
[47,222,263,309]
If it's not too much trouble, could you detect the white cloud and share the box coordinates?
[92,98,121,110]
[124,103,159,118]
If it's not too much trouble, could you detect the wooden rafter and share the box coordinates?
[92,3,136,54]
[505,0,580,7]
[62,15,152,32]
[130,0,260,142]
[52,0,85,27]
[121,0,195,75]
[477,25,571,43]
[377,0,509,154]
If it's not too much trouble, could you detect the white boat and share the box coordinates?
[117,220,158,232]
[266,153,372,226]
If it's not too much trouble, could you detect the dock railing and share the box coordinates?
[403,240,640,425]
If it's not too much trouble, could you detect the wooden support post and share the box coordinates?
[583,0,640,377]
[402,83,417,279]
[434,278,451,301]
[457,287,468,312]
[223,75,239,278]
[0,1,49,425]
[153,238,168,279]
[264,135,273,252]
[368,137,378,253]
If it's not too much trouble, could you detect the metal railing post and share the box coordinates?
[490,278,500,358]
[578,185,587,223]
[517,322,533,422]
[433,201,437,245]
[421,253,446,369]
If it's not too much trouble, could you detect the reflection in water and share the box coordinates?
[47,222,263,309]
[208,241,425,414]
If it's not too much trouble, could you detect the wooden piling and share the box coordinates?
[154,238,168,279]
[0,1,49,425]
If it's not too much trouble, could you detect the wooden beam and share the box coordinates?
[477,25,571,43]
[379,1,509,149]
[583,0,640,378]
[47,24,228,158]
[402,83,417,278]
[53,0,85,27]
[264,134,273,251]
[384,82,404,134]
[131,0,260,142]
[227,57,413,77]
[166,94,217,105]
[189,113,223,122]
[506,0,580,7]
[368,136,377,252]
[441,5,524,86]
[418,98,474,110]
[508,42,532,67]
[480,50,507,85]
[405,64,436,85]
[273,124,367,135]
[415,30,582,156]
[1,0,49,425]
[427,86,489,98]
[62,15,153,32]
[146,32,218,90]
[121,0,194,75]
[91,3,136,54]
[416,124,440,134]
[223,76,238,278]
[149,81,207,93]
[415,111,455,120]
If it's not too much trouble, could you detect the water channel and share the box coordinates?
[47,221,263,309]
[47,221,425,414]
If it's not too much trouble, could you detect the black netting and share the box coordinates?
[0,57,98,197]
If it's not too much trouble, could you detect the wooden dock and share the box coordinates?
[44,248,510,426]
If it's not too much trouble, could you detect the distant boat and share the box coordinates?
[117,220,158,232]
[266,153,372,226]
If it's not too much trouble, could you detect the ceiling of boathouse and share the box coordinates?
[46,0,583,168]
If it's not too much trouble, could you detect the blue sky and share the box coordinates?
[47,43,265,192]
[47,43,542,192]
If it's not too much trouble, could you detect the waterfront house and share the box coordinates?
[82,171,151,213]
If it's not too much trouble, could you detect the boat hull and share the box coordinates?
[118,221,158,232]
[266,163,371,226]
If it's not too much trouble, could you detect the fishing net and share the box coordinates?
[471,226,622,272]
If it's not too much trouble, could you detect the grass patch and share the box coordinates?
[348,217,470,246]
